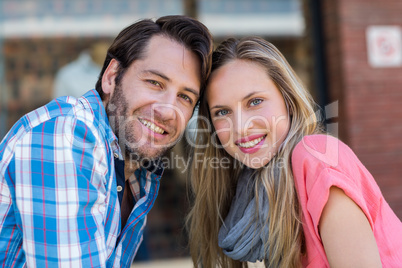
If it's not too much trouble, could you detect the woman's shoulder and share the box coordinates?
[292,134,365,182]
[291,134,377,194]
[292,134,353,168]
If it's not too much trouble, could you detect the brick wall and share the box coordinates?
[321,0,402,218]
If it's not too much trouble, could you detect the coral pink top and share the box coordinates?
[292,135,402,267]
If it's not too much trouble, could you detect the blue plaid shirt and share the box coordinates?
[0,90,163,267]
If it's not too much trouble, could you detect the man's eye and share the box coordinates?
[148,80,161,87]
[215,109,229,116]
[179,94,193,104]
[250,98,263,106]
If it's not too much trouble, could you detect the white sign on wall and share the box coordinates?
[366,26,402,68]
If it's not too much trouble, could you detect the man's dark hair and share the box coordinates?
[95,15,213,100]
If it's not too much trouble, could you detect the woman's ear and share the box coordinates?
[102,59,119,96]
[284,98,293,116]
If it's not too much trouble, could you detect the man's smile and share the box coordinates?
[138,118,167,135]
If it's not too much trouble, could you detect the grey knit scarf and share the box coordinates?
[218,167,270,262]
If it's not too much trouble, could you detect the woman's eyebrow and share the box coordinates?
[209,104,226,110]
[242,91,265,101]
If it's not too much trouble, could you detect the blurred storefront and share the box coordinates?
[0,0,308,261]
[0,0,307,138]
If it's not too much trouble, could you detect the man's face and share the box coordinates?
[102,35,201,160]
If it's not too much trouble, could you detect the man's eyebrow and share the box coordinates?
[144,70,200,98]
[143,70,170,81]
[184,87,200,99]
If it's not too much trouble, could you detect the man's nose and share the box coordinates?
[152,93,178,122]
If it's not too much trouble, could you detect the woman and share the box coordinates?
[186,37,402,267]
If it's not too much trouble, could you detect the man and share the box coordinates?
[0,15,213,267]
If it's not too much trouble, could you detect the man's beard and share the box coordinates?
[105,83,175,162]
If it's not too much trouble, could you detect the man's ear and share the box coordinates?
[102,59,119,96]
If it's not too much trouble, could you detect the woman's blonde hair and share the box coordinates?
[186,37,323,268]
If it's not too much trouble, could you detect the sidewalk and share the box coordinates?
[132,258,192,267]
[132,258,265,267]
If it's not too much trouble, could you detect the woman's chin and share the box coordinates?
[236,156,270,169]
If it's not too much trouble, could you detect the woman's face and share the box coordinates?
[206,59,290,169]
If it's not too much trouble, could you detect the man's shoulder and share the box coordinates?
[1,90,108,149]
[21,95,86,132]
[29,90,107,130]
[0,91,112,175]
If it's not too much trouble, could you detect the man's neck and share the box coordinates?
[124,160,140,181]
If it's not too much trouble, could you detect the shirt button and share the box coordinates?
[113,152,119,158]
[117,185,123,192]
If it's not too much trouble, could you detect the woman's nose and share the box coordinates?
[234,112,255,136]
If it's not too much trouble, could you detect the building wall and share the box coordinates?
[321,0,402,218]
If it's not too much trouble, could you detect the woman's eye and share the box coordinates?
[250,98,263,106]
[215,109,229,116]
